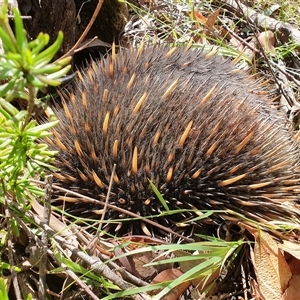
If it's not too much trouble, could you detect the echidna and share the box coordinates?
[48,45,300,235]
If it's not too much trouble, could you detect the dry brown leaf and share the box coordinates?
[279,241,300,275]
[130,251,163,279]
[286,255,300,276]
[150,268,191,299]
[131,251,157,278]
[279,241,300,261]
[113,241,171,280]
[244,36,259,62]
[257,31,276,55]
[250,230,292,300]
[249,276,265,300]
[176,250,219,294]
[194,11,206,24]
[205,9,220,31]
[282,275,300,300]
[31,198,72,237]
[229,34,244,51]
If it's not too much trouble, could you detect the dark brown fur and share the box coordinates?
[48,46,300,234]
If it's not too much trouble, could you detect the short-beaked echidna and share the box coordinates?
[48,45,300,235]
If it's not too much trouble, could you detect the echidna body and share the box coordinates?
[49,46,300,234]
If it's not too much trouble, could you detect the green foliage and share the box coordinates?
[51,244,120,292]
[99,239,244,299]
[0,1,71,297]
[0,277,9,300]
[0,1,70,207]
[0,99,58,206]
[0,3,71,101]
